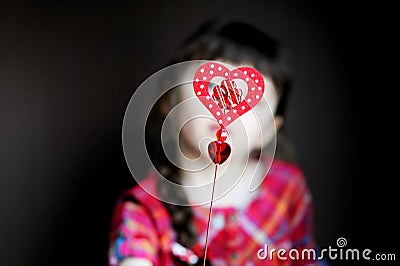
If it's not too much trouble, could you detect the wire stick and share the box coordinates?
[203,164,218,266]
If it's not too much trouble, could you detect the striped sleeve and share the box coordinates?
[289,170,326,266]
[108,200,159,266]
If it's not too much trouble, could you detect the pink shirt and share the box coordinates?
[108,160,323,265]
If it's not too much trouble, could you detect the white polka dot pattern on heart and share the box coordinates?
[192,62,265,127]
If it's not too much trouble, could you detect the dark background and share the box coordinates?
[0,1,398,265]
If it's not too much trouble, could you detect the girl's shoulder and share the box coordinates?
[122,174,159,203]
[109,177,175,266]
[110,175,174,250]
[259,159,310,202]
[118,175,169,224]
[264,160,306,185]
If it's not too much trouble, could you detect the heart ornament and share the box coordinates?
[193,62,265,127]
[192,62,266,264]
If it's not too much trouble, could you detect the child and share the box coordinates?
[108,19,322,266]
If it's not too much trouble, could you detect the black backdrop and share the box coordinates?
[0,1,398,265]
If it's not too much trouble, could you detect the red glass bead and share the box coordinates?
[216,128,228,142]
[208,141,231,165]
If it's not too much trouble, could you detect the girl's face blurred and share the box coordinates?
[167,61,279,161]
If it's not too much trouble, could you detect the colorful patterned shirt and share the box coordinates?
[108,160,324,265]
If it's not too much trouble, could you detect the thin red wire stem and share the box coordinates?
[203,163,218,266]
